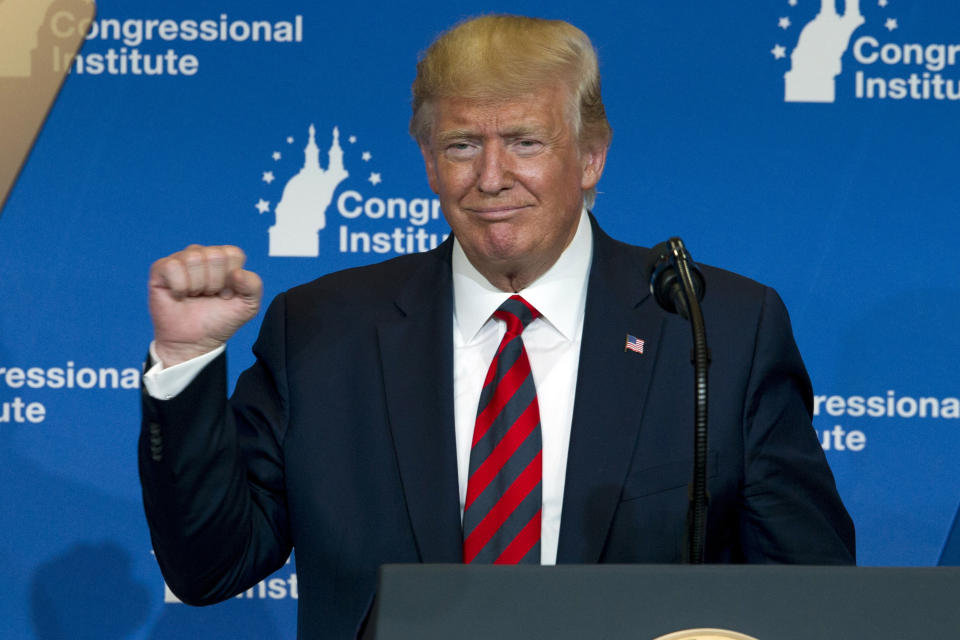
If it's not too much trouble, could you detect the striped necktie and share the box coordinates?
[463,295,542,564]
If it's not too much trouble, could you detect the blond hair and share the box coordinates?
[410,15,612,157]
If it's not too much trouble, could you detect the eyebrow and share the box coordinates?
[501,125,541,139]
[435,124,545,144]
[435,129,478,144]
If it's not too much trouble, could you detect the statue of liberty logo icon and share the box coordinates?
[785,0,865,102]
[268,125,349,257]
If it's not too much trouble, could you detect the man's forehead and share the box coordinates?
[430,89,569,137]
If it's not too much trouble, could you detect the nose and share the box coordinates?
[476,143,514,194]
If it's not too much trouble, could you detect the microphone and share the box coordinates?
[645,237,710,564]
[646,238,705,319]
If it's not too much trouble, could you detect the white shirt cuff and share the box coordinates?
[142,342,226,400]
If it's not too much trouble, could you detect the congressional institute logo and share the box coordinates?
[254,122,447,258]
[771,0,960,103]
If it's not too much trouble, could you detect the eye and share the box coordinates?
[512,139,544,156]
[444,141,478,161]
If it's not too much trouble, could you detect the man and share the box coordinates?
[140,15,855,639]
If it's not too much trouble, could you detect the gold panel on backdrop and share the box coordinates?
[0,0,95,215]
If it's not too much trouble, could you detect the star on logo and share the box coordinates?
[272,151,281,161]
[788,0,797,6]
[885,17,898,31]
[286,136,294,144]
[778,17,791,29]
[878,0,888,6]
[262,171,275,184]
[361,151,372,161]
[771,44,787,59]
[349,135,357,144]
[255,199,270,214]
[368,172,382,186]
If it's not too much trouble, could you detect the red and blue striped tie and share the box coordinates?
[463,295,542,564]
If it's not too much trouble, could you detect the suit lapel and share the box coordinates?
[557,222,665,563]
[377,243,464,562]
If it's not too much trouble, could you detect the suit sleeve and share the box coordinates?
[737,287,856,564]
[138,293,293,605]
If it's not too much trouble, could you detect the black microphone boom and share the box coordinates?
[646,237,710,565]
[648,239,705,319]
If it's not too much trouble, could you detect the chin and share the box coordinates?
[478,232,529,262]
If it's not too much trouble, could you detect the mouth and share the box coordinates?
[466,204,532,221]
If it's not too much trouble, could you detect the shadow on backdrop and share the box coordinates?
[30,542,149,640]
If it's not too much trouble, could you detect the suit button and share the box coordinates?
[149,422,163,461]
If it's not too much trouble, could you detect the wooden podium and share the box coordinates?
[361,564,960,639]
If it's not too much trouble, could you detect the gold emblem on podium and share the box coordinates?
[653,629,759,640]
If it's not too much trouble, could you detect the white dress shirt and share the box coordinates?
[143,209,594,565]
[452,209,592,564]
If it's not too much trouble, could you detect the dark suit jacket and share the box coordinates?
[140,218,854,639]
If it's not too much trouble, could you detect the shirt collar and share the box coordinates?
[452,208,593,343]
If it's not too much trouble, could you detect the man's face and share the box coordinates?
[420,84,606,291]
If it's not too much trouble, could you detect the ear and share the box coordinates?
[420,143,441,195]
[579,142,608,191]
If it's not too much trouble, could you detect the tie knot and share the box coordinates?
[493,295,540,336]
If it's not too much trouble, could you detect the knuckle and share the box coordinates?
[149,257,167,276]
[206,247,225,266]
[225,245,246,265]
[182,250,202,267]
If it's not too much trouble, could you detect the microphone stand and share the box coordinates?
[652,238,711,564]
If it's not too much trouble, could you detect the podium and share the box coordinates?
[362,564,960,639]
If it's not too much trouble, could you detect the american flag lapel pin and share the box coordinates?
[624,334,645,354]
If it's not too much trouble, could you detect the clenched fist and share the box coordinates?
[148,245,263,367]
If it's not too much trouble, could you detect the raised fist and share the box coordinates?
[148,245,263,367]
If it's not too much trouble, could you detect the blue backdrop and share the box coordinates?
[1,1,958,638]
